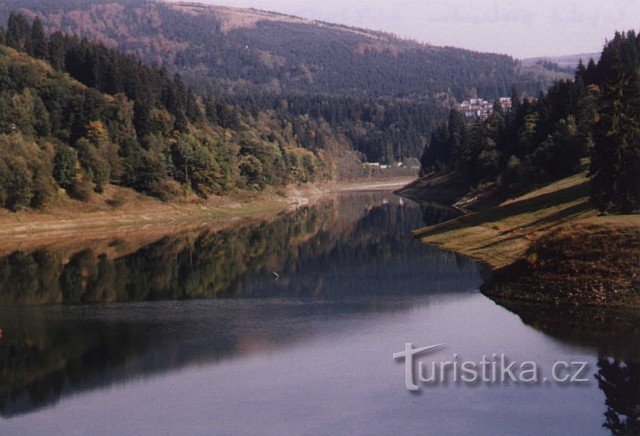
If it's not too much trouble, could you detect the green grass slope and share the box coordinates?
[413,173,640,308]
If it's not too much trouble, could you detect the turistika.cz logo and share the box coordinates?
[393,343,591,391]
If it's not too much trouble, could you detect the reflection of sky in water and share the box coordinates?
[0,295,614,435]
[0,191,637,434]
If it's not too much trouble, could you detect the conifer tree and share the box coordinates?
[6,12,31,53]
[47,31,67,70]
[590,32,640,214]
[31,17,47,59]
[510,86,521,113]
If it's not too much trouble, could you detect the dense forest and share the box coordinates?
[420,32,640,214]
[0,0,566,166]
[0,13,346,210]
[0,1,581,212]
[0,0,563,99]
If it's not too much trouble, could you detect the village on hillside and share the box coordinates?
[458,97,513,120]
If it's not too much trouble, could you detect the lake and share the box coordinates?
[0,190,638,435]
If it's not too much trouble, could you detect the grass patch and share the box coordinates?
[413,172,640,308]
[414,173,594,268]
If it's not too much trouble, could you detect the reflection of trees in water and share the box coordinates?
[486,298,640,435]
[0,308,266,417]
[0,192,481,416]
[419,201,462,227]
[0,319,145,416]
[487,299,640,361]
[0,199,335,305]
[596,358,640,435]
[234,194,478,298]
[0,193,477,304]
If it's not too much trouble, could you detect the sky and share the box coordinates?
[185,0,640,58]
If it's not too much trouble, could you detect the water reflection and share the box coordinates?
[2,191,637,434]
[0,192,477,305]
[487,299,640,360]
[0,192,481,417]
[418,201,462,227]
[596,358,640,435]
[488,297,640,434]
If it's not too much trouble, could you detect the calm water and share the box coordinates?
[0,191,638,435]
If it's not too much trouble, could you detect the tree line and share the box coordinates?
[0,0,569,165]
[0,0,563,100]
[0,12,329,210]
[420,31,640,214]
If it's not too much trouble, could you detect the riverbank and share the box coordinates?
[0,177,414,252]
[394,171,470,207]
[410,173,640,308]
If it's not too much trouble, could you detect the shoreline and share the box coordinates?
[409,173,640,309]
[0,177,415,253]
[412,174,594,270]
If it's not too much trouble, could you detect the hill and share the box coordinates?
[522,53,601,71]
[412,173,640,308]
[0,20,332,211]
[409,29,640,309]
[0,0,565,100]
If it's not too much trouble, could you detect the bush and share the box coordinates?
[53,146,79,190]
[238,154,265,190]
[148,179,184,202]
[0,134,57,210]
[68,177,93,202]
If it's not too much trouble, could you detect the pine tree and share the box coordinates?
[446,109,471,177]
[6,12,31,53]
[133,99,153,139]
[575,59,587,82]
[185,88,203,123]
[510,86,521,114]
[586,58,598,85]
[47,31,67,70]
[31,17,47,59]
[590,33,640,214]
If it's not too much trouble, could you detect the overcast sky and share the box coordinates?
[187,0,640,58]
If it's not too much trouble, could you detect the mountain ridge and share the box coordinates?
[0,0,566,100]
[173,2,399,41]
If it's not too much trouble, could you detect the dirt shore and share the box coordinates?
[0,177,414,253]
[410,173,640,308]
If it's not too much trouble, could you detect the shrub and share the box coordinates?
[0,134,56,210]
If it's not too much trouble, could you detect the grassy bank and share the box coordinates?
[412,173,640,308]
[413,174,594,269]
[395,171,470,206]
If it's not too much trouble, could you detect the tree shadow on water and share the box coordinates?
[596,358,640,435]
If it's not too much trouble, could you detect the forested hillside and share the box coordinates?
[0,0,566,164]
[0,13,332,211]
[421,32,640,214]
[0,0,562,99]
